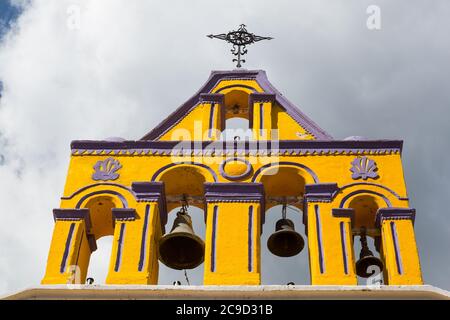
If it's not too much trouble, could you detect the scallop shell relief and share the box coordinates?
[350,156,378,180]
[92,157,122,181]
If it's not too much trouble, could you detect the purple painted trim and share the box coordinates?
[53,209,92,231]
[211,205,218,272]
[60,223,75,273]
[390,221,403,275]
[339,190,391,208]
[200,93,225,104]
[139,70,332,140]
[150,161,218,182]
[248,206,253,272]
[375,208,416,228]
[332,208,355,228]
[249,93,276,105]
[259,103,264,136]
[304,183,339,202]
[219,157,253,181]
[71,139,403,155]
[112,208,136,222]
[75,190,128,209]
[208,103,215,139]
[114,223,125,272]
[131,181,167,228]
[315,205,325,274]
[87,234,97,252]
[61,183,134,201]
[252,161,319,183]
[337,182,408,201]
[340,222,349,275]
[138,204,150,272]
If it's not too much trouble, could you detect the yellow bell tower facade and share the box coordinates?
[40,69,423,287]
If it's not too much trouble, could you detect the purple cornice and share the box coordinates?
[332,208,355,228]
[200,93,225,104]
[304,183,339,202]
[71,139,403,156]
[248,93,276,104]
[131,181,167,228]
[112,208,137,222]
[140,70,333,140]
[375,208,416,227]
[53,208,92,231]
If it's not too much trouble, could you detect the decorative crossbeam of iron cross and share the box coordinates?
[207,24,273,68]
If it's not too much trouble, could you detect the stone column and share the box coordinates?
[304,184,358,285]
[249,93,275,140]
[105,182,167,285]
[41,209,96,284]
[203,183,265,285]
[375,208,423,285]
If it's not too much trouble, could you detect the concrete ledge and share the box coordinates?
[2,285,449,300]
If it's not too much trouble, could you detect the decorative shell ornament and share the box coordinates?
[92,157,122,181]
[350,156,379,180]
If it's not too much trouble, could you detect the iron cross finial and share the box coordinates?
[207,24,273,68]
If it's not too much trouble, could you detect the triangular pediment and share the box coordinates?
[141,70,332,141]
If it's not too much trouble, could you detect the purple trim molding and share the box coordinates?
[60,222,75,273]
[150,161,218,182]
[339,190,391,208]
[248,93,276,105]
[138,204,150,272]
[332,208,355,228]
[314,205,325,274]
[259,103,264,136]
[75,190,128,209]
[340,221,349,275]
[337,182,408,201]
[53,208,92,231]
[114,223,126,272]
[61,183,134,201]
[252,161,319,183]
[87,234,97,252]
[375,208,416,228]
[131,181,167,229]
[304,183,339,202]
[211,205,218,272]
[219,157,253,181]
[390,221,403,275]
[112,208,136,222]
[200,93,225,104]
[248,206,253,272]
[71,139,403,156]
[139,70,332,140]
[208,103,215,139]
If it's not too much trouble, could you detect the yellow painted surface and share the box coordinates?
[41,73,423,287]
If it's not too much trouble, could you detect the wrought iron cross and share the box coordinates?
[207,24,273,68]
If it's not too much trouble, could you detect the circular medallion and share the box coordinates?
[219,158,252,181]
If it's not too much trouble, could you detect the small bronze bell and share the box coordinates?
[356,226,384,278]
[159,207,205,270]
[267,205,304,257]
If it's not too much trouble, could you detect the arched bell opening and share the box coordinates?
[157,206,206,285]
[261,204,309,285]
[257,166,310,285]
[83,196,117,285]
[220,89,252,141]
[156,165,210,285]
[348,194,385,286]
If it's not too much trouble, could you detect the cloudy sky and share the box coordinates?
[0,0,449,294]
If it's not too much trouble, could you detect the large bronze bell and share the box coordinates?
[356,226,384,278]
[267,204,305,257]
[159,209,205,270]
